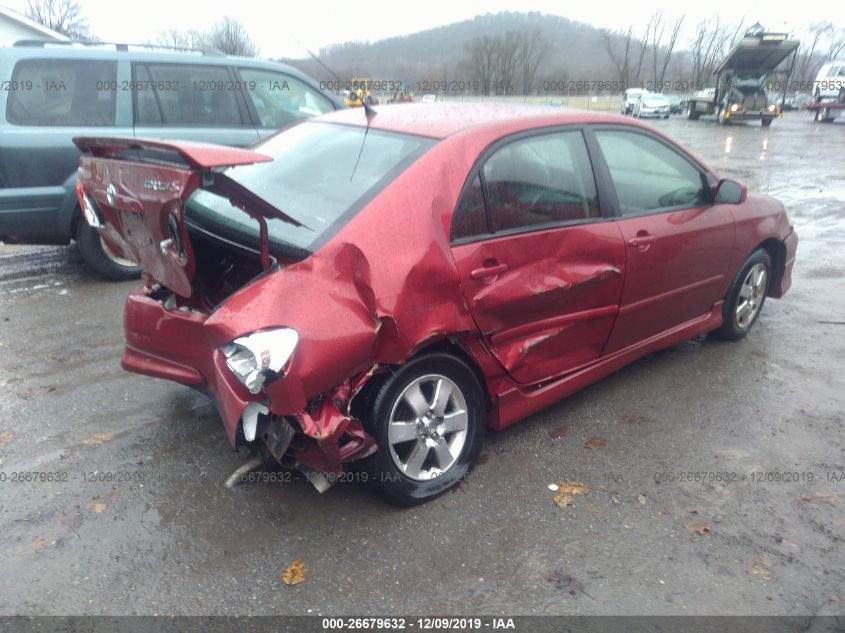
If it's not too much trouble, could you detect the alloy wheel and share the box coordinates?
[736,263,768,329]
[387,373,469,481]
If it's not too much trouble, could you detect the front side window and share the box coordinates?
[481,131,600,233]
[594,129,708,216]
[7,59,116,126]
[134,63,243,126]
[239,68,333,128]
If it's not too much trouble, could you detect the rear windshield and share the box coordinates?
[185,121,437,254]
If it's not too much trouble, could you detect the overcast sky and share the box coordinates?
[8,0,838,58]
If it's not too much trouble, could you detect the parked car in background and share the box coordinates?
[633,92,671,118]
[620,88,645,114]
[665,93,682,113]
[420,93,437,103]
[75,103,797,504]
[0,41,342,279]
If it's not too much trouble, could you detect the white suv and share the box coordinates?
[814,61,845,101]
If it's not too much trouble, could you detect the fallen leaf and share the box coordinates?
[0,431,13,446]
[585,437,607,449]
[30,537,48,552]
[83,432,113,445]
[548,425,569,439]
[686,521,711,536]
[750,553,773,580]
[799,491,837,504]
[638,494,647,504]
[281,559,309,586]
[89,499,107,514]
[553,481,589,507]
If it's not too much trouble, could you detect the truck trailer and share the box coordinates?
[682,27,799,127]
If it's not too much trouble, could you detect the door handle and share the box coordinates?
[627,234,657,250]
[470,262,508,280]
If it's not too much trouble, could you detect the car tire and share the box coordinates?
[762,117,773,127]
[76,221,142,281]
[363,352,485,505]
[717,107,727,124]
[713,249,771,341]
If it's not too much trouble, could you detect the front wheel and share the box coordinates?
[713,250,771,341]
[363,352,485,505]
[76,221,142,281]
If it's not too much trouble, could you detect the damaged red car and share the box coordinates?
[74,104,797,504]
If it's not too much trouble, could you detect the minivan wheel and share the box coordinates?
[76,222,142,281]
[364,352,485,505]
[713,249,771,341]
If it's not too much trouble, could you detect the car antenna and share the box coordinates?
[292,37,377,180]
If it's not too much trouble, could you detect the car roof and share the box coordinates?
[0,43,309,78]
[317,103,641,139]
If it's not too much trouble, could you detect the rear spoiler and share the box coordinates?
[73,136,273,169]
[75,136,310,270]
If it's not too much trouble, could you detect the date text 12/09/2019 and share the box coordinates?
[321,617,516,630]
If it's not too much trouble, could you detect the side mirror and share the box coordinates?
[714,179,747,205]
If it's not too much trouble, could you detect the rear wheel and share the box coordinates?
[717,107,727,124]
[363,352,485,505]
[762,117,773,127]
[76,221,142,281]
[684,102,700,120]
[713,250,771,341]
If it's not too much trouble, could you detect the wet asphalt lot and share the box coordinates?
[0,111,843,616]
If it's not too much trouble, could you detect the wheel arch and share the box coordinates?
[754,238,785,297]
[350,337,491,423]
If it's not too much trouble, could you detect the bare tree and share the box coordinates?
[464,35,500,95]
[26,0,89,39]
[689,17,744,88]
[603,27,634,85]
[496,32,520,94]
[825,25,845,61]
[208,17,259,57]
[517,28,551,95]
[154,29,211,50]
[657,16,684,86]
[633,16,655,84]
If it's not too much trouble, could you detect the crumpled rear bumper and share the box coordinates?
[121,291,374,471]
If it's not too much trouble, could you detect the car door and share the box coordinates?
[450,129,626,385]
[590,127,736,354]
[132,62,259,146]
[235,67,335,139]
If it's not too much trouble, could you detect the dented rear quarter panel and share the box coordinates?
[203,137,497,434]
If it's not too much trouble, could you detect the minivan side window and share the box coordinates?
[481,131,600,233]
[594,129,708,216]
[134,63,244,126]
[238,68,334,128]
[6,59,117,126]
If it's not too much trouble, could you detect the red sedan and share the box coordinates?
[74,104,797,504]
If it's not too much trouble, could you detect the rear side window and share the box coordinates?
[134,63,244,126]
[482,131,600,233]
[6,59,116,126]
[238,68,333,128]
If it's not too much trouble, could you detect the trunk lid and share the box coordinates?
[74,136,302,297]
